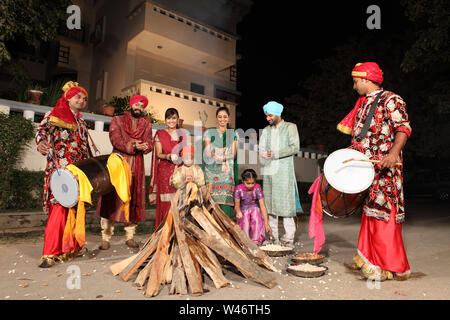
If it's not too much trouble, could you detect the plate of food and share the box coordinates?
[291,252,325,265]
[259,244,294,257]
[286,263,328,278]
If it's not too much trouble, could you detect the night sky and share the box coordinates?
[236,0,409,130]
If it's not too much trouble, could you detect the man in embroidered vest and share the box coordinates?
[36,81,91,268]
[96,95,153,249]
[338,62,412,281]
[259,101,302,248]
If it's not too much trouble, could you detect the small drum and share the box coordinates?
[320,149,375,218]
[50,154,116,208]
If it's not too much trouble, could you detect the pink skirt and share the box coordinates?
[237,207,266,245]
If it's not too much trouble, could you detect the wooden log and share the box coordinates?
[184,219,276,289]
[169,244,188,295]
[201,182,212,203]
[202,205,223,232]
[134,254,155,287]
[190,206,230,249]
[209,198,278,272]
[119,227,163,281]
[171,191,204,295]
[186,234,230,289]
[110,253,139,276]
[145,211,174,297]
[191,205,248,261]
[188,239,204,295]
[162,242,175,284]
[197,241,221,271]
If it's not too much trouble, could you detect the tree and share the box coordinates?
[400,0,450,73]
[0,0,72,65]
[283,29,450,160]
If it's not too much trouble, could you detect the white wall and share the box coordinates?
[17,128,322,183]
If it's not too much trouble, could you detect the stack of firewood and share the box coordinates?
[110,183,278,298]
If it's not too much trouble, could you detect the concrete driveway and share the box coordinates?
[0,198,448,301]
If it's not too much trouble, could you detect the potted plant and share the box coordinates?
[143,106,163,124]
[27,83,45,105]
[103,95,130,116]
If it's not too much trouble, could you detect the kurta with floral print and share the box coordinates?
[36,111,90,213]
[350,90,412,223]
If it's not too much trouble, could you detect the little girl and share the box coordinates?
[234,169,272,245]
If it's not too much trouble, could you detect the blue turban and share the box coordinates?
[263,101,284,116]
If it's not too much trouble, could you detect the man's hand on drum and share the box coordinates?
[380,152,399,168]
[37,142,50,156]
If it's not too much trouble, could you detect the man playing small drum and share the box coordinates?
[36,81,91,268]
[96,95,153,249]
[338,62,412,281]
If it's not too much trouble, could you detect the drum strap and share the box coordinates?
[357,91,383,140]
[87,130,100,155]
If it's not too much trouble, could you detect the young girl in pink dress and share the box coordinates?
[234,169,272,245]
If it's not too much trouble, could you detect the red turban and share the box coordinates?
[129,95,148,108]
[351,62,383,84]
[180,145,194,158]
[49,81,88,130]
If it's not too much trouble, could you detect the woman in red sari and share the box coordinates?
[148,108,186,229]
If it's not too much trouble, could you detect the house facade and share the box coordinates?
[56,0,250,129]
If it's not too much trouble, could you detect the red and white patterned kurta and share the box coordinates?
[351,90,412,224]
[36,111,90,213]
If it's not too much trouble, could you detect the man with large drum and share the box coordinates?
[36,81,91,268]
[96,95,153,250]
[339,62,412,281]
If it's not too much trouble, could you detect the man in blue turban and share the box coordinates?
[259,101,302,247]
[263,101,284,116]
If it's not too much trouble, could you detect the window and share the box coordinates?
[58,45,70,64]
[215,87,240,103]
[190,83,204,95]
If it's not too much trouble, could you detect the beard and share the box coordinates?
[269,116,280,126]
[130,108,142,118]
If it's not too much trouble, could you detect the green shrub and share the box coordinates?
[0,113,35,209]
[6,170,45,210]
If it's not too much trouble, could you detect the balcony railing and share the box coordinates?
[122,79,236,110]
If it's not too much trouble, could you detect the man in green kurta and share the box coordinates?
[259,101,301,247]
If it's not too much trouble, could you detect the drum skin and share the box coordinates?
[73,155,115,197]
[319,174,368,218]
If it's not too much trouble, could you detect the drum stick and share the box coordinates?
[37,132,61,175]
[342,158,402,166]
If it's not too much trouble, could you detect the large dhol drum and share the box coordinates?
[320,149,375,218]
[50,154,116,208]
